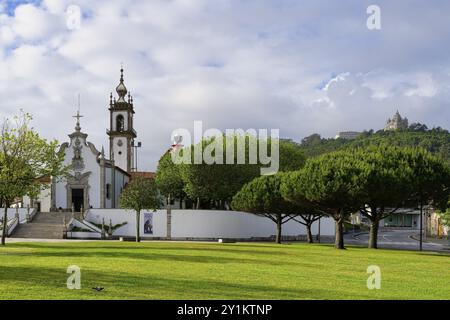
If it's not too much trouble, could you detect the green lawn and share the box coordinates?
[0,241,449,300]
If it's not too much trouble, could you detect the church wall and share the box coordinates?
[55,139,102,209]
[112,136,129,172]
[55,181,68,210]
[105,167,113,209]
[82,146,101,209]
[23,187,51,212]
[113,170,129,207]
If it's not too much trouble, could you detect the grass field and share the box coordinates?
[0,241,449,300]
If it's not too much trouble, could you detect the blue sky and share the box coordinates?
[3,0,41,15]
[1,0,450,171]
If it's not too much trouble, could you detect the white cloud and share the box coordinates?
[12,4,58,40]
[1,0,450,170]
[43,0,69,15]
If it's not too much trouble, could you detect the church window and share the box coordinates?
[106,184,111,199]
[116,115,125,132]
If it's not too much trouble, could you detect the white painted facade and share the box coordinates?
[27,116,130,212]
[23,187,51,212]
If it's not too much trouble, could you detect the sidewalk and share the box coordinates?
[410,234,450,247]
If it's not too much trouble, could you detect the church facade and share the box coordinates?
[385,111,409,131]
[24,68,138,212]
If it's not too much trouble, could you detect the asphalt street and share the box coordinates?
[344,229,450,252]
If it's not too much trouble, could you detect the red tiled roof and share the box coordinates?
[37,175,51,183]
[129,171,156,180]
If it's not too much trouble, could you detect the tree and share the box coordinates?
[356,146,450,249]
[155,151,186,208]
[438,204,450,229]
[0,113,65,245]
[282,151,366,249]
[119,177,161,242]
[298,128,450,164]
[278,139,306,172]
[409,123,428,132]
[231,174,297,244]
[232,173,323,244]
[301,133,321,146]
[292,212,324,243]
[178,135,305,209]
[351,146,415,248]
[180,140,256,209]
[403,148,450,250]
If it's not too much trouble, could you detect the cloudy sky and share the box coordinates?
[1,0,450,171]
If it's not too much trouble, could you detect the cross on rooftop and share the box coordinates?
[73,110,84,131]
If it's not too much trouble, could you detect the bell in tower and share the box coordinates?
[107,66,137,172]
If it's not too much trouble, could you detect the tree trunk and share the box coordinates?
[334,218,345,249]
[167,195,172,240]
[136,211,141,243]
[368,219,379,249]
[306,224,314,244]
[196,198,200,210]
[419,198,423,251]
[1,205,7,246]
[276,214,282,244]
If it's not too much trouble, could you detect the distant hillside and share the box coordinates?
[299,127,450,162]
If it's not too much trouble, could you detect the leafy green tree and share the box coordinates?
[279,139,306,172]
[403,148,450,249]
[179,135,259,209]
[282,151,366,249]
[298,129,450,163]
[409,123,428,132]
[155,151,186,208]
[119,177,161,242]
[178,135,305,209]
[352,146,419,248]
[301,133,322,146]
[438,205,450,228]
[231,174,296,244]
[0,113,66,245]
[357,146,450,249]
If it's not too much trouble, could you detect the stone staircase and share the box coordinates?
[11,212,73,239]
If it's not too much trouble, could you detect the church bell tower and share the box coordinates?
[107,67,136,172]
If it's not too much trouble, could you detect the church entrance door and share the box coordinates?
[72,189,84,212]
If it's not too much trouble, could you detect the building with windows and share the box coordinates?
[335,131,362,140]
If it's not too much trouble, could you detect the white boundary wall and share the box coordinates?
[3,208,35,223]
[86,209,335,239]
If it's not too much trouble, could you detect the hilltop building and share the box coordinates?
[385,111,409,131]
[335,131,362,140]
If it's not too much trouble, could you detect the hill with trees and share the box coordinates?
[299,125,450,162]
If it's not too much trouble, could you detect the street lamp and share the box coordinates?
[131,140,142,172]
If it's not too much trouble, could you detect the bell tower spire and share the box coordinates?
[107,65,137,173]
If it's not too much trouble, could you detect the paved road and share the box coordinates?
[344,229,450,252]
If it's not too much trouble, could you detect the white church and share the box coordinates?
[24,68,140,212]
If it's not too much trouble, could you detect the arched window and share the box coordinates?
[106,184,111,199]
[116,115,125,132]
